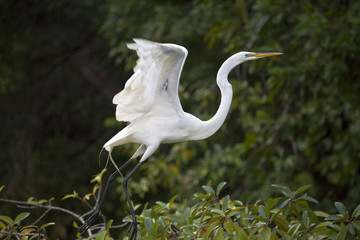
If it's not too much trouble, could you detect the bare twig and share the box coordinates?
[0,231,46,239]
[0,197,92,236]
[32,207,51,225]
[0,198,83,221]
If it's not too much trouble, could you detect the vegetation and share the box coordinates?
[2,176,360,239]
[1,0,359,239]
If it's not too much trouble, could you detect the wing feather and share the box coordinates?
[113,39,188,122]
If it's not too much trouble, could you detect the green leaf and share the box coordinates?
[352,204,360,218]
[106,219,113,230]
[20,227,37,235]
[180,224,197,230]
[184,207,191,224]
[122,215,132,222]
[210,208,225,216]
[297,195,319,204]
[229,221,242,232]
[62,194,74,200]
[37,199,49,204]
[144,217,153,236]
[152,219,159,237]
[337,225,348,240]
[204,220,219,238]
[160,222,170,236]
[271,184,292,197]
[325,214,344,221]
[0,215,13,224]
[352,221,360,231]
[335,202,347,215]
[288,223,301,237]
[227,208,243,218]
[294,185,312,196]
[223,221,233,234]
[0,185,4,193]
[314,211,330,218]
[235,228,249,240]
[40,222,55,230]
[278,199,290,209]
[95,230,107,240]
[90,168,107,184]
[249,227,263,239]
[62,190,79,200]
[168,195,177,208]
[27,197,37,205]
[29,234,40,240]
[14,212,30,224]
[258,205,268,219]
[165,215,182,223]
[202,185,215,194]
[260,227,271,240]
[275,228,292,239]
[183,227,195,236]
[348,223,355,235]
[214,227,224,240]
[83,193,92,201]
[216,182,226,196]
[314,221,332,229]
[273,215,290,231]
[73,221,79,228]
[265,198,278,209]
[20,224,38,230]
[302,211,309,227]
[222,195,229,212]
[155,201,166,207]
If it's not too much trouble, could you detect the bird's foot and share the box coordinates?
[79,211,99,234]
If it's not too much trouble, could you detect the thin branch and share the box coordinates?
[32,207,51,225]
[110,222,129,229]
[0,198,83,221]
[0,197,92,236]
[0,231,46,239]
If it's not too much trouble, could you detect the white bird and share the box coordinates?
[80,38,282,239]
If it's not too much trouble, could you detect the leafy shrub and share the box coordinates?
[132,183,360,240]
[1,177,359,239]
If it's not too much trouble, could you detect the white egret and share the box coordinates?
[80,38,282,239]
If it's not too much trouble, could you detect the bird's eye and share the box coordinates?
[245,53,254,58]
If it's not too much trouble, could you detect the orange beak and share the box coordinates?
[254,52,283,58]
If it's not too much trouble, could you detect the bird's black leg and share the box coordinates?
[122,161,143,240]
[79,157,134,234]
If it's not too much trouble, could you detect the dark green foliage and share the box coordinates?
[2,182,360,239]
[1,0,360,238]
[131,183,360,239]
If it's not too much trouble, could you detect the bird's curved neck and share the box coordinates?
[194,56,240,139]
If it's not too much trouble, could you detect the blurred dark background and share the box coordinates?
[1,0,359,238]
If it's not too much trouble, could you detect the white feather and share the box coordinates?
[113,39,188,122]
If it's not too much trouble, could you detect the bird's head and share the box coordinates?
[233,51,283,63]
[218,51,283,80]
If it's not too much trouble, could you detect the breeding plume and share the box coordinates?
[80,39,282,239]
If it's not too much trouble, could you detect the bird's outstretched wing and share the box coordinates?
[113,38,188,122]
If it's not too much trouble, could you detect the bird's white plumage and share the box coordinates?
[85,39,281,240]
[113,38,188,122]
[104,39,281,156]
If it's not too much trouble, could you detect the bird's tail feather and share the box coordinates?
[103,126,130,151]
